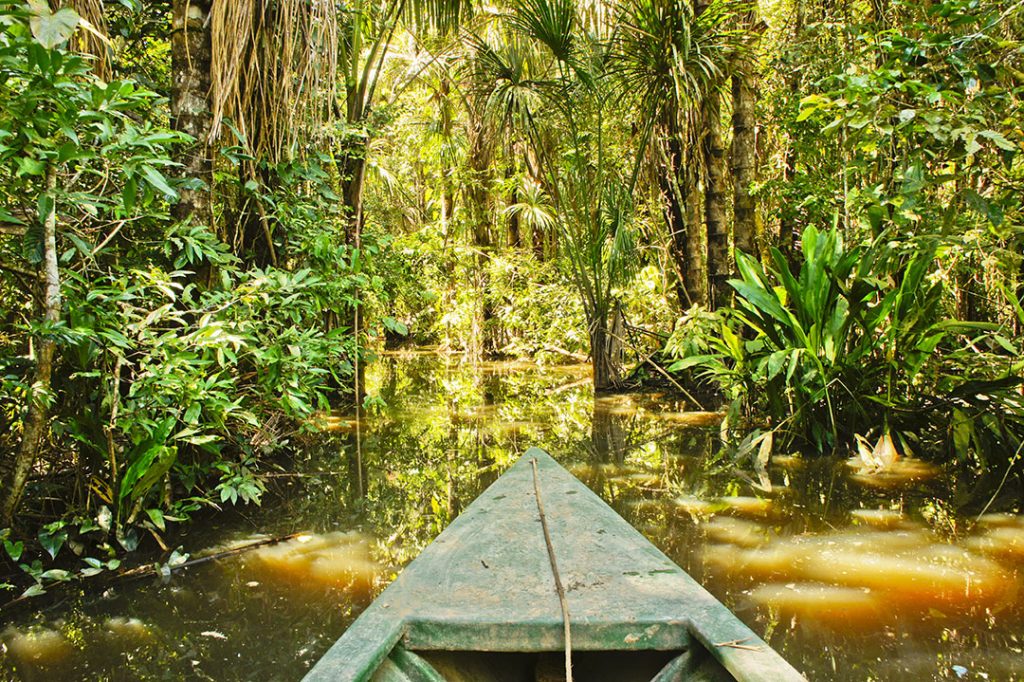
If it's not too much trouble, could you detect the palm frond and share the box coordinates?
[507,0,576,63]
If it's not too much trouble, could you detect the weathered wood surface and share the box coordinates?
[303,448,804,681]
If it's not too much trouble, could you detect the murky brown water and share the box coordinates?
[2,353,1022,681]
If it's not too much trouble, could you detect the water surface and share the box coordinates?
[2,354,1022,681]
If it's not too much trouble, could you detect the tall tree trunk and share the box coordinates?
[657,126,705,307]
[591,320,614,392]
[695,0,729,310]
[342,155,367,241]
[684,172,706,306]
[730,20,759,256]
[466,118,495,357]
[1,167,59,525]
[657,128,687,306]
[506,163,521,248]
[779,0,804,257]
[170,0,214,238]
[703,92,730,310]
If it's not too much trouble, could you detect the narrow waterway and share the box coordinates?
[2,353,1022,681]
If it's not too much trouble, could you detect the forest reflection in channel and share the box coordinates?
[2,354,1022,681]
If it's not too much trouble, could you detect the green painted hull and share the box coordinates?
[304,448,804,682]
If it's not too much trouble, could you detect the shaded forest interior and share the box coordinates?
[0,0,1022,603]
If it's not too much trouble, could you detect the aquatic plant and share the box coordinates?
[667,226,1024,459]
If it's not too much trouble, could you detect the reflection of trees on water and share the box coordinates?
[591,402,628,463]
[11,354,1018,682]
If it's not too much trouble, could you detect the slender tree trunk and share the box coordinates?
[657,129,688,306]
[466,118,495,357]
[684,172,706,306]
[506,163,521,248]
[657,126,705,307]
[524,145,547,261]
[170,0,214,235]
[591,320,613,391]
[779,0,803,257]
[341,154,367,241]
[1,167,59,525]
[703,93,730,310]
[730,22,759,256]
[590,305,624,392]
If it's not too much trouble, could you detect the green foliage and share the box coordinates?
[668,227,1023,458]
[0,4,369,596]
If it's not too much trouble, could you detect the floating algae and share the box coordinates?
[2,627,74,669]
[702,544,796,580]
[101,617,153,644]
[716,495,774,518]
[847,457,940,489]
[799,543,1014,610]
[975,512,1023,529]
[849,508,915,530]
[246,531,381,596]
[702,517,770,548]
[964,525,1024,563]
[672,495,717,518]
[749,583,883,627]
[609,471,663,488]
[770,454,805,470]
[652,411,723,427]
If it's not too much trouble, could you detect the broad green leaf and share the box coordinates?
[4,539,24,562]
[140,165,177,199]
[730,279,790,326]
[795,106,817,122]
[38,524,68,560]
[145,508,166,531]
[28,3,80,49]
[20,584,46,598]
[18,157,46,178]
[667,354,719,372]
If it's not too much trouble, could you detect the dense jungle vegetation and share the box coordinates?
[0,0,1022,599]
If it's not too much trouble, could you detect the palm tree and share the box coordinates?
[495,0,637,389]
[608,0,734,309]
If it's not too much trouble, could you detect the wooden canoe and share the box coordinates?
[304,448,804,681]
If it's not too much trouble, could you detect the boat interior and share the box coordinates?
[371,645,734,681]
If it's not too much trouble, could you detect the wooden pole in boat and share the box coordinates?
[531,457,573,682]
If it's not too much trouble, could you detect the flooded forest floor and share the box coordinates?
[2,353,1023,681]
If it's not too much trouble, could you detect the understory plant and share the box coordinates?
[0,4,367,599]
[667,226,1024,460]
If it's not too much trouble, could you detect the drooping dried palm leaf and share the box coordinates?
[209,0,338,163]
[58,0,111,79]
